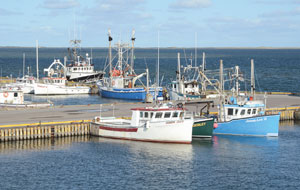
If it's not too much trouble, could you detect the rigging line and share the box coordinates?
[183,49,188,67]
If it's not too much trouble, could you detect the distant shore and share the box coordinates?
[1,46,300,50]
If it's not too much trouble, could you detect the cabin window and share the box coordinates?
[235,109,238,115]
[241,109,245,115]
[172,112,178,118]
[14,93,18,97]
[247,109,251,115]
[150,112,154,118]
[227,108,234,116]
[144,112,149,118]
[179,112,184,118]
[185,84,188,88]
[155,112,163,118]
[252,109,257,114]
[140,112,143,118]
[164,112,171,118]
[74,68,77,71]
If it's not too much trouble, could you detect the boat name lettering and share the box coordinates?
[246,117,267,123]
[166,121,176,124]
[193,122,206,127]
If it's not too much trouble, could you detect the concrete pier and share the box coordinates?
[0,94,300,141]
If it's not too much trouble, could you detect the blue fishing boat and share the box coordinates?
[213,60,280,137]
[97,29,163,101]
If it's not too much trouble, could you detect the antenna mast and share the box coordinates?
[36,40,39,81]
[251,59,255,99]
[130,29,136,75]
[157,31,160,87]
[108,29,113,80]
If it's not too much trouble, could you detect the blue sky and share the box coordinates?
[1,0,300,47]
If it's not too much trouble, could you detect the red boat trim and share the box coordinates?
[98,136,191,144]
[131,107,185,111]
[99,126,138,132]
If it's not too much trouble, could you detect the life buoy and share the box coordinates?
[3,92,8,98]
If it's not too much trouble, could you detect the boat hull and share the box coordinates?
[214,114,280,137]
[34,84,90,95]
[90,119,193,144]
[66,72,104,82]
[192,118,214,138]
[98,86,163,101]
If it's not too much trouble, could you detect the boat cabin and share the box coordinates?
[42,77,66,86]
[130,105,188,126]
[16,75,36,85]
[0,90,24,104]
[171,80,200,95]
[222,100,265,121]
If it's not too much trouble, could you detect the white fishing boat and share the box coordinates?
[65,39,105,82]
[34,59,90,95]
[0,89,52,108]
[90,103,194,144]
[6,75,36,94]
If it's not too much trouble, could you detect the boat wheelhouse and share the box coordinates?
[90,103,194,143]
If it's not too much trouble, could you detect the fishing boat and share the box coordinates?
[65,39,105,82]
[213,60,280,137]
[34,59,90,95]
[97,30,163,101]
[185,101,215,138]
[90,103,194,143]
[168,53,206,101]
[0,89,52,108]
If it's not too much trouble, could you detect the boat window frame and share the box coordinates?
[252,109,257,115]
[164,112,171,118]
[140,111,143,118]
[247,109,251,115]
[227,108,234,116]
[240,109,246,115]
[235,109,239,115]
[172,112,178,118]
[155,112,163,118]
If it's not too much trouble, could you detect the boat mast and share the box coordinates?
[235,66,239,97]
[201,52,206,93]
[251,59,255,99]
[157,31,160,87]
[23,53,25,77]
[130,29,135,75]
[177,52,181,81]
[36,40,39,81]
[108,29,113,82]
[219,60,225,121]
[195,32,197,67]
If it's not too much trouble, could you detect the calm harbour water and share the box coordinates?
[0,121,299,189]
[1,48,300,189]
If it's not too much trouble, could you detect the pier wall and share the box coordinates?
[0,120,90,142]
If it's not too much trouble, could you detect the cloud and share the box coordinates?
[0,8,22,16]
[41,0,80,9]
[169,0,212,9]
[259,7,300,17]
[254,0,300,4]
